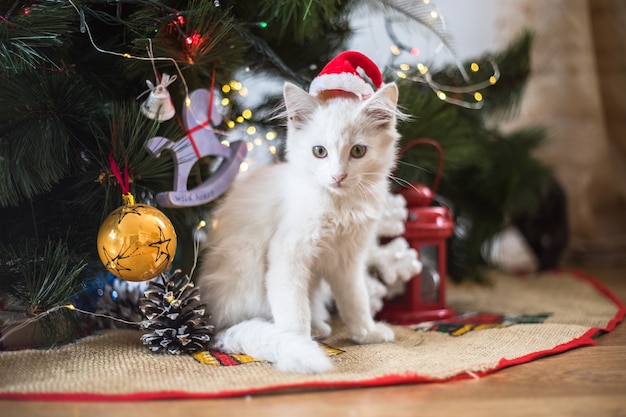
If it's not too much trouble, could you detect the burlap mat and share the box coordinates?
[0,270,623,400]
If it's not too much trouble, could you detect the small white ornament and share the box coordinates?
[140,74,177,122]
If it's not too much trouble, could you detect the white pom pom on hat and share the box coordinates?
[309,50,383,100]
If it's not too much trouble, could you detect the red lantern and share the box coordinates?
[377,139,454,324]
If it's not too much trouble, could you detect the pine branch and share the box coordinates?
[0,1,74,71]
[0,70,100,207]
[0,239,86,345]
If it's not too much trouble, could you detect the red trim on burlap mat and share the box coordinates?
[2,270,624,401]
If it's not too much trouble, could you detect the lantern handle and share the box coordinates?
[398,138,444,196]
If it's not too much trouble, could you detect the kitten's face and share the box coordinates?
[283,83,400,197]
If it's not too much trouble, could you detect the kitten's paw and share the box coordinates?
[275,340,334,374]
[311,320,332,340]
[351,322,395,345]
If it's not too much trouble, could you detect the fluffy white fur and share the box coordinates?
[196,82,401,373]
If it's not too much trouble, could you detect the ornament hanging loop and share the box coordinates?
[122,192,135,206]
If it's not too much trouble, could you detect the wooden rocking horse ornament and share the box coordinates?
[145,89,247,208]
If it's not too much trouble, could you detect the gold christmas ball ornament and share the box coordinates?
[97,194,177,282]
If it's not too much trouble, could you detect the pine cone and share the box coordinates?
[139,270,214,354]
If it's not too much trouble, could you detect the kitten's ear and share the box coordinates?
[362,83,399,129]
[283,82,321,130]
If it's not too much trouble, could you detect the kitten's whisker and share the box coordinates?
[396,160,432,175]
[388,175,412,188]
[388,175,429,196]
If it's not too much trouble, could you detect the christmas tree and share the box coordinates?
[0,0,552,345]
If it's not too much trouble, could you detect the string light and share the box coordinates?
[0,301,172,346]
[190,219,208,277]
[67,0,192,106]
[382,1,502,109]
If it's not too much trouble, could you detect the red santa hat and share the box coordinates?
[309,51,383,100]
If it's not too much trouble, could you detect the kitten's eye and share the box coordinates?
[350,144,367,159]
[312,146,328,158]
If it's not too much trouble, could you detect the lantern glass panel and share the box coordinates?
[419,245,440,303]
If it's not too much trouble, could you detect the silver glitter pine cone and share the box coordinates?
[139,270,213,354]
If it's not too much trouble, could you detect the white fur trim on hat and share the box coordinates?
[309,72,375,100]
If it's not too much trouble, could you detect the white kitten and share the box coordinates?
[196,82,401,373]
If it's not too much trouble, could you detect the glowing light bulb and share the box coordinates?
[266,131,277,140]
[222,85,231,93]
[239,87,248,97]
[430,10,438,19]
[246,142,254,152]
[396,71,407,79]
[470,62,480,72]
[221,140,231,147]
[400,63,410,71]
[221,98,230,106]
[269,145,277,154]
[254,138,263,146]
[474,92,483,101]
[227,120,235,129]
[242,109,252,119]
[417,63,429,74]
[390,45,400,56]
[239,161,249,172]
[436,91,447,101]
[489,76,497,84]
[246,126,257,135]
[236,116,244,123]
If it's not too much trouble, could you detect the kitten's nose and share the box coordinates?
[332,173,347,185]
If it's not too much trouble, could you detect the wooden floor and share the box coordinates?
[2,266,625,417]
